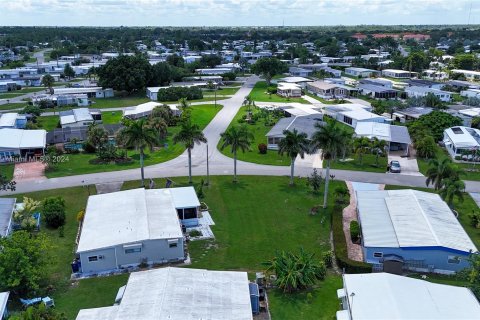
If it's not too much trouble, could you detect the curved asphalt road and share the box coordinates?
[3,75,480,195]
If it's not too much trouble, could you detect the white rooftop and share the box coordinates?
[123,102,179,118]
[278,82,301,90]
[0,128,46,149]
[356,189,477,252]
[169,187,200,208]
[0,292,9,317]
[54,87,104,94]
[459,108,480,118]
[278,76,312,83]
[355,122,390,141]
[60,108,93,126]
[340,273,480,320]
[444,126,480,149]
[341,109,384,121]
[0,113,18,128]
[76,267,253,320]
[77,188,197,253]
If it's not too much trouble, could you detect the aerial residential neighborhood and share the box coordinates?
[1,1,480,319]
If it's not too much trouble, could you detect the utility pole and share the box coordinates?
[206,144,210,186]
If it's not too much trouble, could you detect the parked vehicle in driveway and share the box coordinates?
[389,160,401,173]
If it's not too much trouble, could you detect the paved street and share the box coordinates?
[3,75,480,195]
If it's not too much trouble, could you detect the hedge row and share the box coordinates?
[157,86,203,102]
[332,204,372,273]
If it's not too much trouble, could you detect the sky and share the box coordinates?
[1,0,479,27]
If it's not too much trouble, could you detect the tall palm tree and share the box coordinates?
[425,157,463,190]
[220,125,254,183]
[148,116,168,141]
[173,120,207,184]
[119,119,158,187]
[440,178,465,208]
[278,129,309,186]
[311,121,344,209]
[353,137,371,165]
[371,137,387,167]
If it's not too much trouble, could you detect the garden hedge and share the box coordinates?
[157,86,203,102]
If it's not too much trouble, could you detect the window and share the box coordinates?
[183,207,197,220]
[343,116,353,126]
[88,256,98,262]
[448,256,461,264]
[373,252,383,258]
[168,239,178,248]
[125,248,142,254]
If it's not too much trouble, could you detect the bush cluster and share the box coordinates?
[157,86,203,102]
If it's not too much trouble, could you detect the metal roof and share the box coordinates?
[356,190,477,253]
[169,187,200,208]
[0,128,46,150]
[59,108,94,125]
[341,273,480,320]
[355,122,411,145]
[0,113,18,128]
[358,83,398,93]
[124,102,179,119]
[444,126,480,148]
[266,115,323,139]
[77,188,191,253]
[0,292,9,318]
[0,198,15,237]
[76,267,253,320]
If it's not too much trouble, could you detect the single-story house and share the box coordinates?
[277,82,302,98]
[53,87,114,98]
[195,68,231,75]
[358,83,398,99]
[458,107,480,119]
[0,113,27,129]
[32,94,90,108]
[460,88,480,99]
[275,76,313,89]
[76,267,254,320]
[0,198,15,237]
[46,124,122,144]
[59,108,102,128]
[405,86,452,102]
[447,80,480,90]
[359,78,393,88]
[422,69,448,81]
[266,114,324,150]
[0,292,9,319]
[0,81,17,93]
[356,189,477,273]
[324,104,386,128]
[306,81,353,99]
[295,64,342,78]
[344,67,379,78]
[451,69,480,81]
[443,126,480,158]
[336,273,480,320]
[381,69,417,79]
[354,122,411,153]
[288,67,313,77]
[76,187,200,274]
[406,79,444,90]
[393,107,433,123]
[123,102,181,119]
[0,129,46,161]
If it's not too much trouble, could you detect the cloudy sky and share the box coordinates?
[1,0,478,26]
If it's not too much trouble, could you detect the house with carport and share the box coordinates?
[0,129,46,161]
[354,122,411,154]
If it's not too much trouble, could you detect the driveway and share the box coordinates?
[13,162,47,182]
[388,150,422,176]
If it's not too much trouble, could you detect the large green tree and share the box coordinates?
[97,55,152,93]
[452,54,478,70]
[173,119,207,184]
[311,121,344,209]
[410,111,463,141]
[41,74,55,94]
[278,129,309,186]
[119,119,159,187]
[63,63,75,80]
[0,231,51,295]
[250,57,287,85]
[425,157,463,190]
[220,125,253,183]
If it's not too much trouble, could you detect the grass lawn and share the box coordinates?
[1,164,14,180]
[101,110,123,124]
[45,104,222,178]
[248,81,309,104]
[0,92,29,99]
[327,154,388,173]
[90,94,150,109]
[19,87,48,94]
[204,86,240,96]
[217,106,290,166]
[37,115,60,131]
[0,103,26,111]
[6,175,343,319]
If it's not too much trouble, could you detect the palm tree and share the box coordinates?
[440,178,465,208]
[278,129,309,186]
[220,125,254,182]
[148,116,168,141]
[173,120,207,184]
[353,137,371,166]
[311,121,344,208]
[339,129,353,161]
[371,138,387,167]
[119,119,158,187]
[41,74,55,94]
[425,157,463,190]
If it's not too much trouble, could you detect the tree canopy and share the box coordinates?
[250,57,287,85]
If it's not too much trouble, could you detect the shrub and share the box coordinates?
[189,230,202,237]
[332,205,371,273]
[323,250,333,268]
[76,210,85,223]
[267,86,277,94]
[258,143,267,154]
[42,197,66,228]
[157,86,203,102]
[350,221,360,243]
[469,211,480,229]
[82,142,96,153]
[222,72,236,81]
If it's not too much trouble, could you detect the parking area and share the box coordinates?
[387,150,422,176]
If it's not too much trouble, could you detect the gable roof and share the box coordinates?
[341,273,480,320]
[356,190,477,253]
[266,114,323,139]
[0,128,46,149]
[355,122,411,144]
